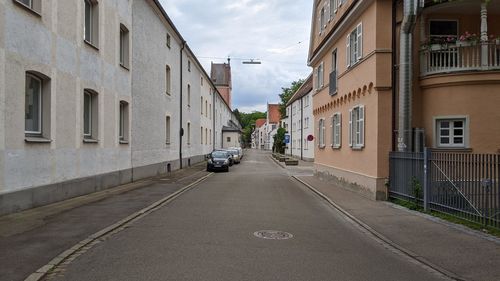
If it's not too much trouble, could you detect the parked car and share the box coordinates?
[229,147,243,159]
[207,150,231,172]
[228,149,241,164]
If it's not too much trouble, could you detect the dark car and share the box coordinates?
[207,150,231,172]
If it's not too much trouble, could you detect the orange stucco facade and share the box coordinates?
[309,0,500,200]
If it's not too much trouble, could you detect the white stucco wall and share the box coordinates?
[284,91,314,160]
[0,0,132,194]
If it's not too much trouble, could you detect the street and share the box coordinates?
[44,150,447,281]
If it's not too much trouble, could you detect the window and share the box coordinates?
[436,118,467,148]
[205,101,208,117]
[318,118,326,148]
[164,66,171,96]
[201,97,204,115]
[201,127,204,144]
[119,24,129,68]
[205,128,208,144]
[315,62,324,90]
[319,7,326,33]
[304,117,309,129]
[187,84,191,107]
[349,105,365,149]
[227,137,231,142]
[330,49,338,95]
[166,116,171,144]
[187,122,191,145]
[209,129,212,144]
[332,113,341,148]
[209,104,212,119]
[83,89,98,140]
[25,74,42,135]
[84,0,99,47]
[201,77,204,86]
[188,60,191,72]
[119,101,129,143]
[347,23,363,67]
[15,0,41,14]
[429,20,458,42]
[166,33,171,48]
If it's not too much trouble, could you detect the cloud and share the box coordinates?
[159,0,312,112]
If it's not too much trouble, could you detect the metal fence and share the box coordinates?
[389,149,500,229]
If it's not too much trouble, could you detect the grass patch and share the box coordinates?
[389,198,500,238]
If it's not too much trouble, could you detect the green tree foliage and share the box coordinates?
[279,79,304,119]
[233,110,266,147]
[273,127,287,153]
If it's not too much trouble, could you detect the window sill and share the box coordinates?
[13,1,42,17]
[318,145,326,149]
[120,63,130,71]
[83,138,99,143]
[119,140,129,145]
[433,147,472,152]
[331,145,341,150]
[351,146,364,151]
[25,137,52,143]
[84,40,99,51]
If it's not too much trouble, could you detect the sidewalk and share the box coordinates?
[295,175,500,281]
[271,153,500,280]
[0,163,210,281]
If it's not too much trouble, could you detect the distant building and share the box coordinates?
[284,74,314,161]
[211,61,232,109]
[264,104,280,150]
[253,118,267,149]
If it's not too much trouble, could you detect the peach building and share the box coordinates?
[308,0,500,200]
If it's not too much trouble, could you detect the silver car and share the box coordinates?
[228,149,241,164]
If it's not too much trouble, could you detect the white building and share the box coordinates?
[284,74,314,161]
[263,104,280,151]
[0,0,239,215]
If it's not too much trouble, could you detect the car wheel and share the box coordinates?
[225,166,229,172]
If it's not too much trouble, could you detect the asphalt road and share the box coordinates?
[46,150,447,281]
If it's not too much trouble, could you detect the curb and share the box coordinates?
[292,175,466,281]
[24,172,213,281]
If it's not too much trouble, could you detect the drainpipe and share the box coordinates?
[397,0,420,152]
[391,0,397,151]
[213,89,216,150]
[300,97,304,160]
[290,106,293,156]
[179,41,186,168]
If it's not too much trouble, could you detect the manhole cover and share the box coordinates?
[253,230,293,240]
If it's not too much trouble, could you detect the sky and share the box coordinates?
[159,0,313,113]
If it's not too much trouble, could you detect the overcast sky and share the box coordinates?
[159,0,313,113]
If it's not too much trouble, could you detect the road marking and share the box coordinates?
[292,176,463,281]
[24,172,214,281]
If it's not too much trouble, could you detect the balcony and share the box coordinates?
[420,41,500,76]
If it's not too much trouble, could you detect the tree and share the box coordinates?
[273,127,287,154]
[279,79,305,119]
[233,110,266,147]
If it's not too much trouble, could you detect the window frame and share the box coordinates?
[14,0,41,15]
[119,24,130,69]
[165,116,171,145]
[84,0,99,48]
[83,89,98,141]
[347,23,363,68]
[25,73,43,136]
[349,105,365,149]
[434,116,469,148]
[165,65,171,95]
[318,118,326,149]
[332,113,342,148]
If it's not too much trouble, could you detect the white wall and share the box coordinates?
[284,91,314,160]
[0,0,132,194]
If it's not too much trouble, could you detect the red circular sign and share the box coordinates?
[307,135,314,141]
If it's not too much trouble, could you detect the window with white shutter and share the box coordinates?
[347,22,363,67]
[350,105,365,149]
[332,113,341,148]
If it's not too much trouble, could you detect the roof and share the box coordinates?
[222,126,242,133]
[211,62,231,86]
[267,104,280,124]
[255,119,266,128]
[286,73,313,106]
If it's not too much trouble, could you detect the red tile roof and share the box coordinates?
[255,118,266,128]
[268,104,280,123]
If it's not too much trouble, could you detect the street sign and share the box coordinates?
[284,134,290,144]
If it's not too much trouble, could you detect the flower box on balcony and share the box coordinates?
[456,40,478,47]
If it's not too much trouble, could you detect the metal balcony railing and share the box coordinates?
[420,41,500,76]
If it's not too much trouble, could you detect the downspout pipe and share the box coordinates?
[213,89,216,150]
[397,0,420,152]
[180,41,186,168]
[391,0,397,152]
[300,97,304,160]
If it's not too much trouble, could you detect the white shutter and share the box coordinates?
[359,105,365,147]
[338,113,342,147]
[320,62,324,87]
[314,67,318,90]
[357,23,363,60]
[348,109,353,147]
[346,34,351,67]
[330,116,334,147]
